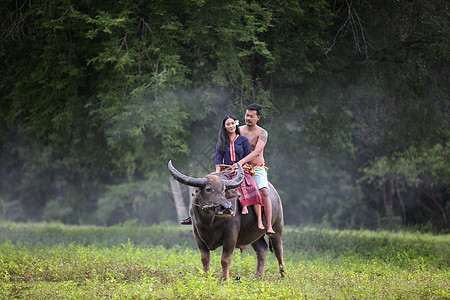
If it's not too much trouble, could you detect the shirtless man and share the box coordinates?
[180,104,275,230]
[237,103,275,234]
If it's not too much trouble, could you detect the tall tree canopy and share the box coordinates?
[1,0,448,230]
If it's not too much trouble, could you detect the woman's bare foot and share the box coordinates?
[242,206,248,214]
[257,221,265,230]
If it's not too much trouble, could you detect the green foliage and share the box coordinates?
[0,0,448,229]
[0,223,449,299]
[96,172,177,225]
[360,144,449,227]
[0,222,195,248]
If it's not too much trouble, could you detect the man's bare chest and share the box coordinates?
[241,128,260,149]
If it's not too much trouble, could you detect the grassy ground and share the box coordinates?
[0,222,449,299]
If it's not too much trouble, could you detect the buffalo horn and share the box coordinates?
[168,160,207,188]
[223,163,244,189]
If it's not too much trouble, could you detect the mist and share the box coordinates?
[1,0,448,230]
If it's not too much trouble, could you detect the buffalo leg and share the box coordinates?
[220,243,235,280]
[200,248,211,274]
[269,233,285,278]
[251,237,268,278]
[193,228,211,275]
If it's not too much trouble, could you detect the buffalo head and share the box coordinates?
[168,160,244,216]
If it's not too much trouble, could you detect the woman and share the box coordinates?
[215,114,265,230]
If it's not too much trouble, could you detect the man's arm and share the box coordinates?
[238,129,268,165]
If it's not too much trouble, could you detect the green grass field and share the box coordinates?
[1,222,449,299]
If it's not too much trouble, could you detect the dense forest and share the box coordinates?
[0,0,448,230]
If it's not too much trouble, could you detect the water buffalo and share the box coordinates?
[168,160,284,280]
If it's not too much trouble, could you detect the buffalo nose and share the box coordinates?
[215,200,233,216]
[221,201,232,210]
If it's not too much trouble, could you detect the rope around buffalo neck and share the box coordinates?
[191,167,235,210]
[192,202,217,210]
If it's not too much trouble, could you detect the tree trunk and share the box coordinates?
[395,182,407,226]
[169,178,189,221]
[382,179,396,223]
[424,189,448,226]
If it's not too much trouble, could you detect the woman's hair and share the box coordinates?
[217,114,240,155]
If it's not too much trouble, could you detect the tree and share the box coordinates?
[0,0,448,229]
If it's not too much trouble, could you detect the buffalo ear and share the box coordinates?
[225,189,239,199]
[192,188,201,198]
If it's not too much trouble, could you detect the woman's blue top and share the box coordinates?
[215,135,250,166]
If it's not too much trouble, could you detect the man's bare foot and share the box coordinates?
[266,227,275,235]
[257,222,265,230]
[180,217,192,225]
[242,206,248,214]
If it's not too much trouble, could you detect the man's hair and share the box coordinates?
[246,103,262,116]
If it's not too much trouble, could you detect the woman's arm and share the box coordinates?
[215,143,224,172]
